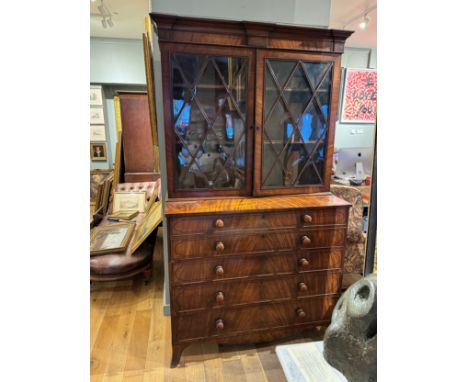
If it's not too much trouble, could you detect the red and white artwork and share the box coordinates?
[341,69,377,123]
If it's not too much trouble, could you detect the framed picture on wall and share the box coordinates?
[90,87,103,106]
[90,125,106,141]
[90,142,107,161]
[340,68,377,123]
[90,107,105,124]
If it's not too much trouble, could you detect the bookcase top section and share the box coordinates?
[151,13,353,54]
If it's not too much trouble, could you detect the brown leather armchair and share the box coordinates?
[90,180,161,283]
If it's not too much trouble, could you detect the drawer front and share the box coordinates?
[172,270,342,312]
[169,207,347,235]
[170,227,346,260]
[171,253,296,285]
[173,295,339,342]
[296,248,344,273]
[171,248,344,285]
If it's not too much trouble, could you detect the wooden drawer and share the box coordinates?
[171,253,296,285]
[170,227,346,260]
[172,270,342,312]
[173,295,339,342]
[171,248,344,285]
[169,207,347,236]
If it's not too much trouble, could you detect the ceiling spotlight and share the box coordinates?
[359,14,370,30]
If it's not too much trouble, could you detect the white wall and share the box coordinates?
[151,0,331,27]
[90,38,146,85]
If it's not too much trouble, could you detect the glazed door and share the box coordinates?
[161,44,255,198]
[254,50,341,196]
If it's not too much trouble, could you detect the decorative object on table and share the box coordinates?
[90,222,135,256]
[323,273,377,382]
[130,200,162,254]
[112,191,146,213]
[153,13,352,366]
[90,86,103,106]
[340,68,377,123]
[90,106,105,124]
[90,142,107,161]
[108,210,139,221]
[90,124,106,141]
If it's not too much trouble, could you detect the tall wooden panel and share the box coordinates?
[118,91,159,182]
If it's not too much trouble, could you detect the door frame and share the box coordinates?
[253,49,342,196]
[160,42,256,199]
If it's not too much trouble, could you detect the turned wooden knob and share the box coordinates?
[296,308,306,318]
[215,265,224,276]
[216,291,225,303]
[299,258,309,267]
[215,319,224,330]
[303,214,312,223]
[216,241,225,252]
[215,219,224,228]
[298,282,308,292]
[301,235,311,245]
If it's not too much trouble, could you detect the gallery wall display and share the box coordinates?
[90,107,105,125]
[90,143,107,161]
[90,87,103,106]
[90,124,106,141]
[340,69,377,123]
[90,85,110,164]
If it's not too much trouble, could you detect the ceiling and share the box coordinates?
[329,0,376,48]
[90,0,376,48]
[90,0,149,39]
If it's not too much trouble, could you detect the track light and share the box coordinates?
[101,18,107,28]
[359,14,370,30]
[107,18,113,27]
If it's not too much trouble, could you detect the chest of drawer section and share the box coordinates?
[168,206,348,319]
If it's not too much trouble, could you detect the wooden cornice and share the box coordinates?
[150,13,353,54]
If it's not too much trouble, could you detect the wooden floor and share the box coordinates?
[90,229,327,382]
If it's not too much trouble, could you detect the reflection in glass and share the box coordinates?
[262,59,332,188]
[171,54,247,190]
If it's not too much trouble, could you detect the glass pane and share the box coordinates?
[171,53,247,191]
[262,59,332,188]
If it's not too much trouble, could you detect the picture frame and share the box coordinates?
[131,201,162,254]
[90,107,105,124]
[108,210,139,221]
[112,191,146,213]
[142,28,160,172]
[90,222,135,256]
[90,143,107,161]
[100,177,113,215]
[340,68,377,123]
[145,188,158,213]
[90,87,103,106]
[90,125,106,141]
